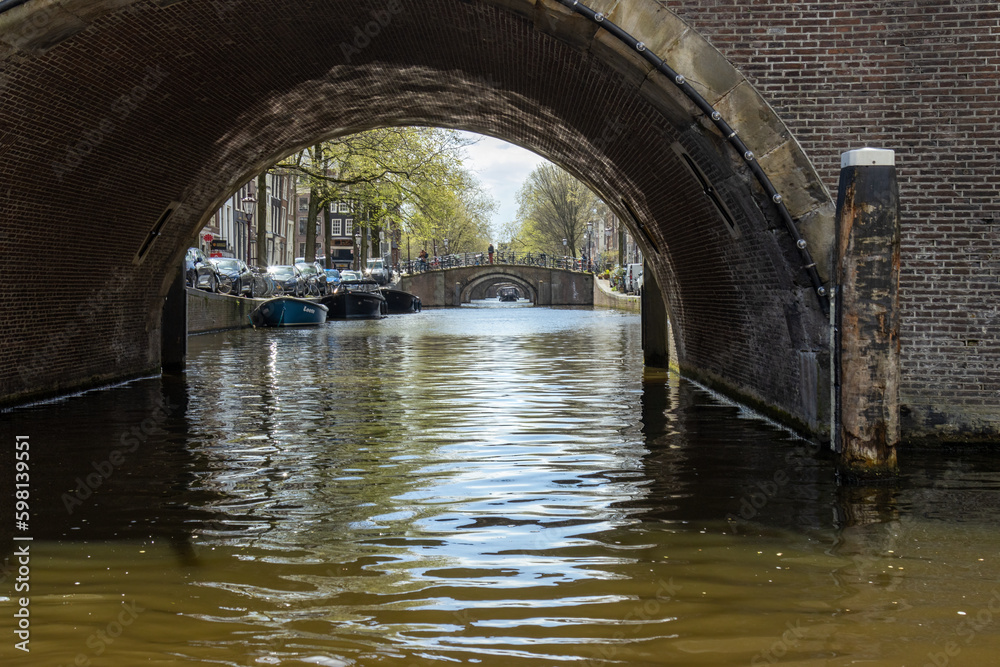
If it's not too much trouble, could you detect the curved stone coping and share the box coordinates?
[593,278,640,312]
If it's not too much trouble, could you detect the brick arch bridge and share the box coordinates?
[0,0,997,444]
[398,265,594,306]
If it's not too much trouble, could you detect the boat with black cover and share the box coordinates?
[320,279,387,319]
[379,287,422,313]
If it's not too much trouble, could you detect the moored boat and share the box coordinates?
[249,296,328,327]
[320,279,386,319]
[379,287,422,313]
[498,287,519,302]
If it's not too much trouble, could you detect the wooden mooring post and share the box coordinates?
[834,148,900,480]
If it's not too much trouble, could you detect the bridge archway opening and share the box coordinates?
[485,282,523,300]
[463,273,537,304]
[1,0,834,433]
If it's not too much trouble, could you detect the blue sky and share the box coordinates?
[458,131,548,239]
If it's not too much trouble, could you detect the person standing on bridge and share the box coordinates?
[488,243,495,264]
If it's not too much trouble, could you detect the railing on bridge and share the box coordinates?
[399,251,595,275]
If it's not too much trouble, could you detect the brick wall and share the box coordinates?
[664,0,1000,441]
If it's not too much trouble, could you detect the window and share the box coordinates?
[345,218,353,236]
[339,202,351,213]
[298,218,306,235]
[298,243,305,256]
[299,197,308,211]
[332,219,343,236]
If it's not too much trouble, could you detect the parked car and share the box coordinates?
[339,270,362,282]
[196,258,253,296]
[267,264,307,297]
[184,247,206,287]
[625,263,643,294]
[324,268,341,291]
[295,256,326,269]
[294,261,327,296]
[364,258,389,285]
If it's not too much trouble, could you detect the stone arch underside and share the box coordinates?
[0,0,835,434]
[462,273,538,303]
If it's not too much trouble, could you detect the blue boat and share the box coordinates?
[249,296,328,327]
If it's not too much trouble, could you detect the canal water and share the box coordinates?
[3,305,1000,666]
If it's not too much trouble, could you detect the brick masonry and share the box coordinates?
[664,0,1000,441]
[0,0,995,443]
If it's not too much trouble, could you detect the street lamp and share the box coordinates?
[241,193,256,265]
[586,222,594,272]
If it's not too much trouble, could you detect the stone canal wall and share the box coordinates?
[188,280,633,336]
[593,279,640,313]
[187,289,257,334]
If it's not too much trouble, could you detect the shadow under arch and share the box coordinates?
[461,272,539,304]
[0,0,834,435]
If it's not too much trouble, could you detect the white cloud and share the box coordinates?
[459,132,549,237]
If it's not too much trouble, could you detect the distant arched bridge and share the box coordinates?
[398,265,593,307]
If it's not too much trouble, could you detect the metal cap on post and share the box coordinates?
[841,147,895,168]
[835,147,900,481]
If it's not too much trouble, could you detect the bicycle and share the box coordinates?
[249,267,275,298]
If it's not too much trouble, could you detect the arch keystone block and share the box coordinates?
[592,29,654,88]
[606,2,687,58]
[714,81,790,157]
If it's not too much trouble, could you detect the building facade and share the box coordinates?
[294,191,397,270]
[596,211,642,271]
[294,194,360,269]
[198,171,296,267]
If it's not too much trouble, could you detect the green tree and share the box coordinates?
[403,170,496,257]
[276,127,487,263]
[514,163,606,258]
